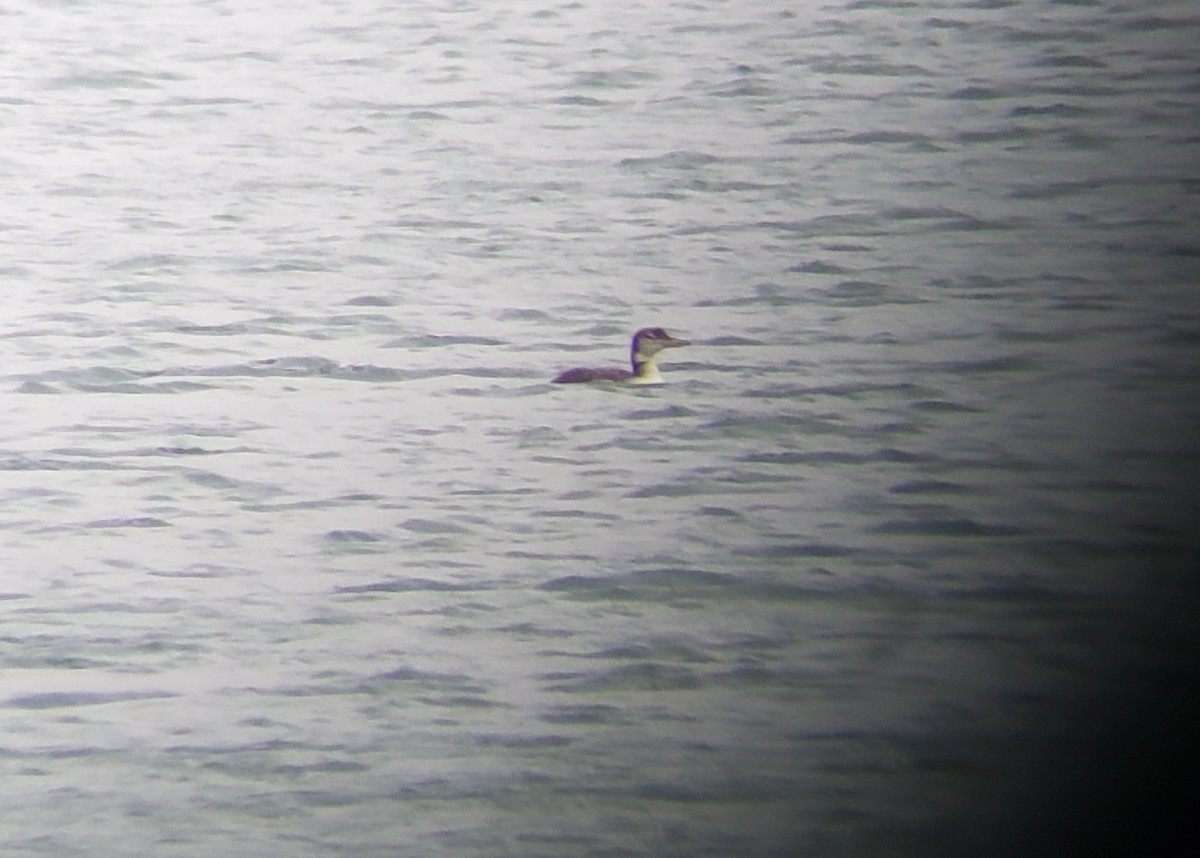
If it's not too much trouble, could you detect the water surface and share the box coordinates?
[2,1,1198,856]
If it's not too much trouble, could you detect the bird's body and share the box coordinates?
[552,327,690,385]
[552,366,638,384]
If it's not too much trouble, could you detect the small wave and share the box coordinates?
[617,150,719,171]
[182,356,406,382]
[399,518,471,535]
[538,568,816,604]
[933,354,1041,375]
[16,380,57,394]
[572,69,657,90]
[815,279,922,307]
[1008,103,1094,119]
[324,529,382,543]
[808,58,931,77]
[336,578,480,594]
[274,760,369,776]
[5,690,175,709]
[539,704,625,725]
[105,253,190,271]
[888,479,974,495]
[909,399,980,415]
[47,72,164,91]
[587,641,715,664]
[789,259,852,275]
[735,446,931,466]
[620,405,696,421]
[874,518,1027,537]
[839,131,943,150]
[87,517,171,529]
[735,542,858,559]
[553,95,611,107]
[548,663,704,693]
[373,666,470,684]
[947,85,1009,100]
[416,694,507,709]
[1033,52,1108,70]
[476,734,573,749]
[397,334,505,348]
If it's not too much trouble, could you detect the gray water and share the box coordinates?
[2,1,1198,855]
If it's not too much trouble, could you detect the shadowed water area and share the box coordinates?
[2,1,1198,856]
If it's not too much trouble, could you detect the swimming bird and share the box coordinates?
[552,327,690,385]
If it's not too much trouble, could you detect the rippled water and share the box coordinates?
[2,1,1198,856]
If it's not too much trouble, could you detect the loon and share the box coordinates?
[552,327,690,385]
